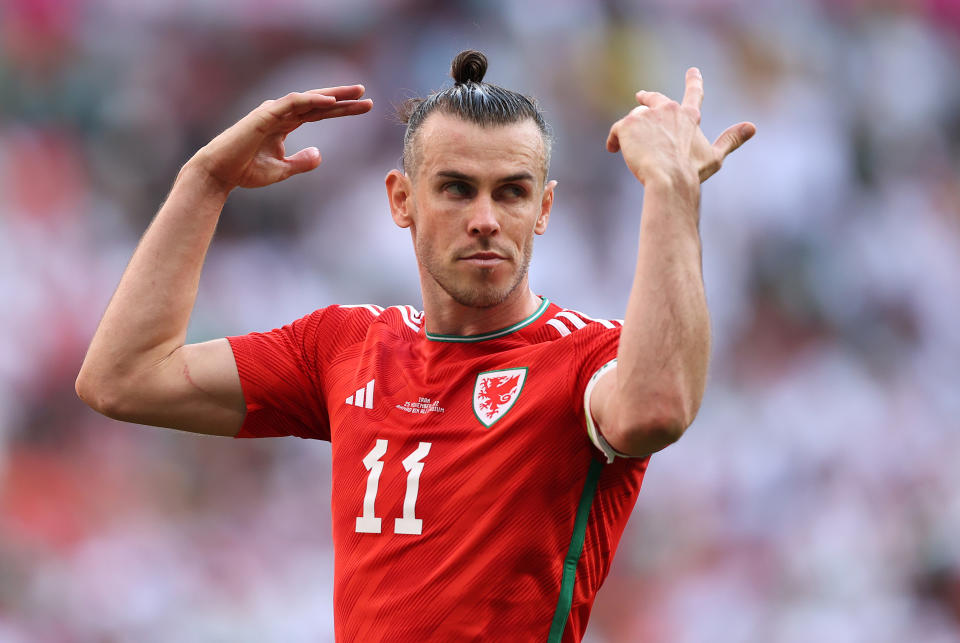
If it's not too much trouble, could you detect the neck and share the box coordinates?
[420,279,542,337]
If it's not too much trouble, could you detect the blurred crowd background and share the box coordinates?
[2,0,959,641]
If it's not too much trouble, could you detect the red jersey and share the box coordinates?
[228,298,649,642]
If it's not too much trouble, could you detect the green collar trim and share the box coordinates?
[425,297,550,343]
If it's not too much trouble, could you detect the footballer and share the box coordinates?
[77,50,755,641]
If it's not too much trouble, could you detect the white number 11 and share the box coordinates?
[355,440,432,535]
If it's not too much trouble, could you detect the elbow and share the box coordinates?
[76,368,128,420]
[610,394,696,456]
[618,416,686,456]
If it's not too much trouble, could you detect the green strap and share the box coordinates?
[546,458,604,642]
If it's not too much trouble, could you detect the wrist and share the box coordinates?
[177,158,235,200]
[642,168,700,198]
[641,170,702,230]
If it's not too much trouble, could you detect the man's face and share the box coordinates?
[388,112,554,309]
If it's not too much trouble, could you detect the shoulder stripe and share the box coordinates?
[546,319,572,337]
[393,305,423,333]
[546,309,619,337]
[566,308,616,329]
[556,311,587,330]
[405,305,424,324]
[340,304,384,317]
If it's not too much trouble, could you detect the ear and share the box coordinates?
[386,169,414,228]
[534,179,556,235]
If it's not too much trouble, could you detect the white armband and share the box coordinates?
[583,359,634,463]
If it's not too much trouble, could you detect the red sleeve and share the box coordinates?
[568,323,653,463]
[568,323,620,435]
[227,308,335,440]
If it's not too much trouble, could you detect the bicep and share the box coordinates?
[125,338,247,436]
[588,362,687,458]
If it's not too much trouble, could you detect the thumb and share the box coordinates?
[282,147,322,178]
[712,122,756,159]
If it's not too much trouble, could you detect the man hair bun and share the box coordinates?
[451,50,488,85]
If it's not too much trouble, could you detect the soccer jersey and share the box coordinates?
[228,298,649,642]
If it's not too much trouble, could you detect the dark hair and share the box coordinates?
[398,50,552,177]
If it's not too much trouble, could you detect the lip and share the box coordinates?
[459,251,507,267]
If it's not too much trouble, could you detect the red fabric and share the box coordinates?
[229,301,649,642]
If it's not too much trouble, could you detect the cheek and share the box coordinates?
[411,218,452,259]
[418,210,466,244]
[507,208,540,236]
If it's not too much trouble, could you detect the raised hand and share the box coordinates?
[606,68,755,185]
[190,85,373,191]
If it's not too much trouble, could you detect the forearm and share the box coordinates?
[612,175,709,448]
[78,162,231,385]
[594,67,752,455]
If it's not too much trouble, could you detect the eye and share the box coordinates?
[497,184,528,200]
[443,181,473,197]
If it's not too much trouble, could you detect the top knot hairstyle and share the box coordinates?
[398,49,553,178]
[451,49,487,84]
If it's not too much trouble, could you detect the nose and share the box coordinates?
[467,197,500,237]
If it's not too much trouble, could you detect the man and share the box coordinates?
[77,50,754,641]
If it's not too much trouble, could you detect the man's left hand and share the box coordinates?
[606,68,756,186]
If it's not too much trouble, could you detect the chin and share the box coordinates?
[445,276,523,309]
[452,291,510,309]
[422,254,529,309]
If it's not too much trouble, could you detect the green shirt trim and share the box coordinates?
[425,297,550,343]
[546,458,604,642]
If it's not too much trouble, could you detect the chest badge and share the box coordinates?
[473,367,528,427]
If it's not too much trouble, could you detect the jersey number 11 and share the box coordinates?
[355,439,432,536]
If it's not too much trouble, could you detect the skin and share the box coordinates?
[76,69,756,457]
[75,86,373,435]
[592,68,755,454]
[385,113,556,336]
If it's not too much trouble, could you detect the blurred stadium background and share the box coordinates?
[2,0,959,641]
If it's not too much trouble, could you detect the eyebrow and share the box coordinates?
[436,170,535,183]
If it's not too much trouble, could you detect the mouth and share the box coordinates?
[459,251,508,268]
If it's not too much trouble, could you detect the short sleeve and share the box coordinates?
[567,324,631,461]
[583,359,623,463]
[227,308,334,440]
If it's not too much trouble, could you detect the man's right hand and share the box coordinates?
[77,85,371,436]
[189,85,373,192]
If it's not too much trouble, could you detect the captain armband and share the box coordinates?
[583,359,637,464]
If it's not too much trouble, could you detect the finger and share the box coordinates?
[681,67,703,112]
[305,85,366,101]
[299,98,374,123]
[266,92,338,120]
[290,94,340,116]
[635,90,671,108]
[605,123,621,153]
[282,146,322,178]
[629,105,650,117]
[712,121,757,158]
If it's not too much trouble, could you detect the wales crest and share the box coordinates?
[473,367,528,427]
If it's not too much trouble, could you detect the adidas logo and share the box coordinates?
[346,379,375,409]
